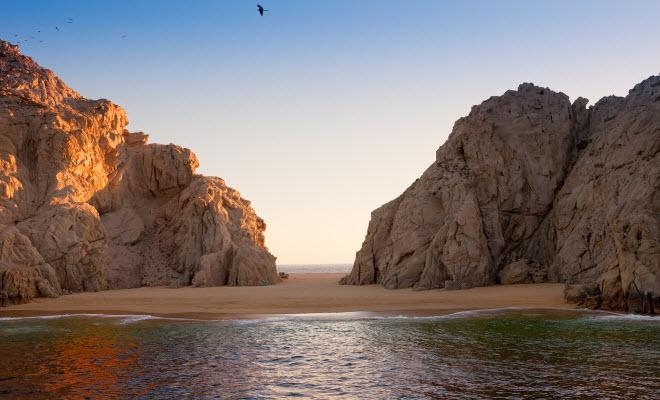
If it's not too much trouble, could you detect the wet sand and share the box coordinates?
[0,273,570,319]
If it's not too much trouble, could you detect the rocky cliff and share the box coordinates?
[342,77,660,312]
[0,40,278,305]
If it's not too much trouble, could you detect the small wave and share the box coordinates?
[371,307,531,320]
[584,312,659,322]
[116,315,159,324]
[0,313,202,324]
[232,316,290,325]
[229,307,584,324]
[5,307,648,325]
[0,313,110,321]
[365,307,582,321]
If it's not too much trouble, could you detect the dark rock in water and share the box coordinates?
[564,283,601,309]
[342,76,660,312]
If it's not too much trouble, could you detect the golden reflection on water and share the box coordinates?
[0,319,149,399]
[39,332,140,398]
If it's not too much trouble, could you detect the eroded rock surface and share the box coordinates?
[0,40,278,305]
[342,77,660,312]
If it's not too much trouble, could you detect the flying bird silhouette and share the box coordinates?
[257,4,267,16]
[55,26,59,31]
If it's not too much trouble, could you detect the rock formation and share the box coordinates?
[342,77,659,312]
[0,40,278,305]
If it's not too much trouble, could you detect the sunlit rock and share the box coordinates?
[0,40,278,305]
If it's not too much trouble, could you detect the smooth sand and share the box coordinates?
[0,273,570,319]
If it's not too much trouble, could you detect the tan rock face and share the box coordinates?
[0,40,278,305]
[545,78,660,310]
[342,77,660,312]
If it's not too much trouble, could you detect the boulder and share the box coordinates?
[498,259,546,285]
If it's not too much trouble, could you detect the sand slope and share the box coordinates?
[0,274,569,319]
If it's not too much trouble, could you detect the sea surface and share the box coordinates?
[277,264,352,274]
[0,309,658,399]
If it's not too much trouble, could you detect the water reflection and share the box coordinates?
[0,311,658,399]
[41,332,140,398]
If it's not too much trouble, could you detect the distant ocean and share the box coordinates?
[278,264,352,274]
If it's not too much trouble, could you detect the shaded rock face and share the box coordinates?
[342,77,660,311]
[0,40,278,305]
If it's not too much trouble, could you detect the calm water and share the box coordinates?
[0,310,658,399]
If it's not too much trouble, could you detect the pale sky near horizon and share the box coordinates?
[2,0,659,264]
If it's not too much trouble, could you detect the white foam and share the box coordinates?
[0,313,202,323]
[2,307,654,325]
[586,312,659,322]
[228,307,581,324]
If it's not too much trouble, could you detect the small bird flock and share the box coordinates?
[11,16,127,45]
[10,5,268,45]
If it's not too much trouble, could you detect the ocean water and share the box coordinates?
[277,264,352,274]
[0,310,658,399]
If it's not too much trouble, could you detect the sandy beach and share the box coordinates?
[0,273,570,319]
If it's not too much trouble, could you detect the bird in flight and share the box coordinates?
[55,26,59,31]
[257,4,267,16]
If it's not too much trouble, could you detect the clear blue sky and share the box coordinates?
[2,1,659,264]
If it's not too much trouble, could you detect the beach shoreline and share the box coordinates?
[0,273,572,320]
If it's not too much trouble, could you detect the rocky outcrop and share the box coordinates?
[342,77,660,312]
[0,40,278,305]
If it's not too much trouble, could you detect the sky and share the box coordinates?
[2,0,659,264]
